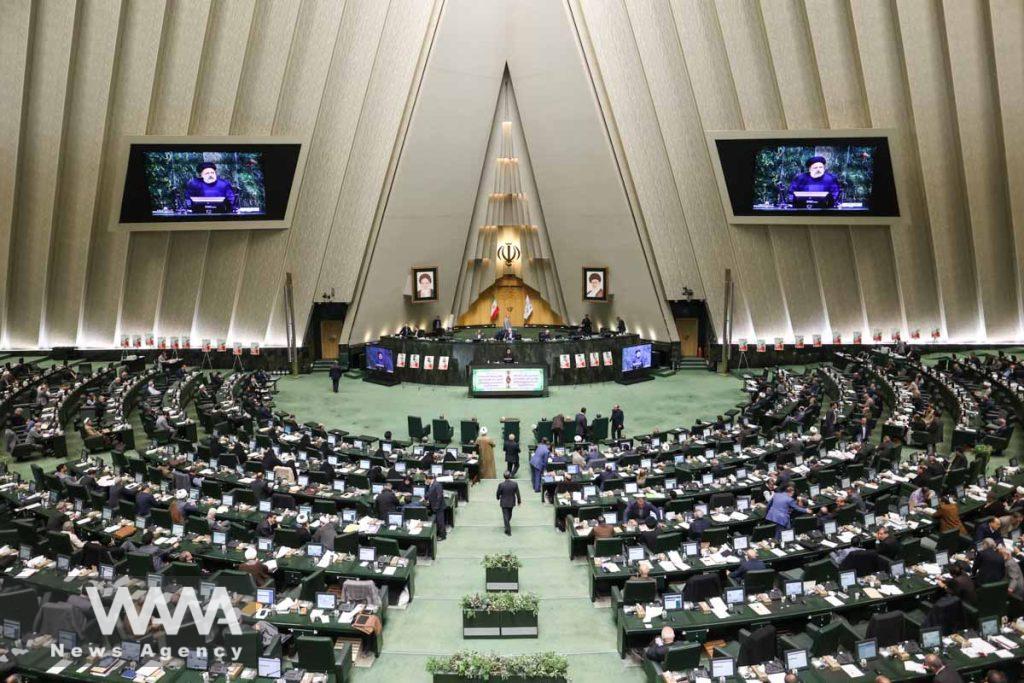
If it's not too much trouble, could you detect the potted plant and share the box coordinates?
[482,553,520,591]
[426,651,569,682]
[497,592,539,637]
[461,592,539,639]
[461,593,502,638]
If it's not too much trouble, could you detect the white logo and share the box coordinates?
[86,586,242,637]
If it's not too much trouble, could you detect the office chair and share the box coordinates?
[682,573,721,602]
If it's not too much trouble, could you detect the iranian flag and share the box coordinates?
[489,298,499,321]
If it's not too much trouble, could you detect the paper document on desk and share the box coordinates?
[659,560,677,573]
[820,539,837,548]
[770,548,787,557]
[264,560,278,572]
[996,650,1014,659]
[382,566,397,576]
[602,562,620,573]
[711,514,731,523]
[969,638,997,655]
[47,660,73,674]
[862,587,882,599]
[576,526,592,537]
[904,661,926,674]
[879,584,903,596]
[730,511,748,521]
[825,595,844,607]
[750,603,771,616]
[841,664,863,678]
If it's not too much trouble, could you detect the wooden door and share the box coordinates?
[320,320,344,359]
[676,318,699,357]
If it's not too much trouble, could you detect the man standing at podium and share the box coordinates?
[786,155,842,208]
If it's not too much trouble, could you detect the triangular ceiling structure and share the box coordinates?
[452,67,566,322]
[341,0,679,345]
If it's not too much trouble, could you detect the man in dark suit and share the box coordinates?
[975,518,1004,545]
[611,405,625,440]
[504,434,521,477]
[375,482,400,519]
[854,417,870,443]
[625,496,659,523]
[875,527,901,560]
[924,654,964,683]
[426,473,447,540]
[729,548,767,581]
[250,471,272,502]
[973,538,1006,583]
[575,408,588,441]
[328,363,342,393]
[256,513,277,539]
[135,485,156,517]
[496,472,521,536]
[822,402,838,437]
[688,509,711,541]
[640,518,661,550]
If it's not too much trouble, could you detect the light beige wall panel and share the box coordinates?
[80,0,167,346]
[942,0,1019,340]
[256,0,390,346]
[343,0,507,342]
[715,0,803,340]
[806,0,901,338]
[670,0,788,339]
[188,0,255,134]
[894,0,978,340]
[849,0,940,337]
[0,2,34,346]
[626,0,753,341]
[577,0,705,307]
[6,0,77,347]
[228,0,346,344]
[309,1,440,344]
[43,0,122,347]
[193,233,247,343]
[990,0,1024,336]
[810,226,864,340]
[192,0,301,340]
[160,0,256,339]
[120,0,211,339]
[758,0,837,339]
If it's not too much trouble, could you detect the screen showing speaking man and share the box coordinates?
[622,344,652,372]
[365,346,394,373]
[144,151,266,217]
[753,144,873,212]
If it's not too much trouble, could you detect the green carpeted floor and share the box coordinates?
[272,370,744,683]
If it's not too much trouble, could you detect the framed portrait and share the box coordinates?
[588,352,600,367]
[397,353,407,368]
[412,266,438,302]
[574,353,587,368]
[423,355,435,370]
[559,354,571,369]
[602,351,613,366]
[438,356,449,371]
[410,353,421,369]
[582,267,607,301]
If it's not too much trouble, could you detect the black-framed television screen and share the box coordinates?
[116,137,304,230]
[621,344,652,373]
[712,134,899,222]
[365,346,395,373]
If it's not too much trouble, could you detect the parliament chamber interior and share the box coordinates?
[2,0,1024,681]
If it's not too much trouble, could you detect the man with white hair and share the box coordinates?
[644,625,676,662]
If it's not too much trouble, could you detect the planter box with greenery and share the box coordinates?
[460,592,539,639]
[482,553,520,591]
[427,651,569,682]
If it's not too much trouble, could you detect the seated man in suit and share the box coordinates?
[250,471,272,502]
[924,654,964,683]
[256,513,278,539]
[640,518,661,550]
[688,509,711,541]
[644,625,676,663]
[973,538,1007,583]
[975,517,1004,545]
[135,485,156,517]
[875,527,901,560]
[729,548,767,581]
[625,496,660,524]
[937,563,976,603]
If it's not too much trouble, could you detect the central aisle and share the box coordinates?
[364,474,644,682]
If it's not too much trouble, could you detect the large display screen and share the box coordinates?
[470,366,546,398]
[622,344,652,372]
[117,137,304,230]
[365,346,394,373]
[711,132,899,223]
